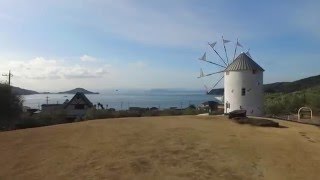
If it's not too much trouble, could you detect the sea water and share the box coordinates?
[22,90,221,110]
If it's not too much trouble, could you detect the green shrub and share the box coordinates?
[264,87,320,115]
[182,108,198,115]
[15,116,46,129]
[15,110,68,129]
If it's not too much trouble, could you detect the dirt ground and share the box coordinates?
[0,116,320,180]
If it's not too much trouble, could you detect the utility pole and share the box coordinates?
[2,70,13,85]
[46,96,49,105]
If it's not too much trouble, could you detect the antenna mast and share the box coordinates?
[2,70,13,85]
[46,96,49,105]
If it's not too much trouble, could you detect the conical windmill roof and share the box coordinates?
[225,53,264,72]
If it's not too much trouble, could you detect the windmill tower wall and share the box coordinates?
[224,53,264,116]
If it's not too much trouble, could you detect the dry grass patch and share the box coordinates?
[0,116,320,180]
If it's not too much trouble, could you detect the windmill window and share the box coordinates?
[252,70,257,74]
[75,104,85,110]
[226,71,229,75]
[226,102,230,108]
[241,88,246,96]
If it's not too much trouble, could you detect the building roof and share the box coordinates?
[225,53,264,72]
[201,101,220,106]
[64,92,93,108]
[42,104,63,107]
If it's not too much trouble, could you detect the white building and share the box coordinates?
[224,53,264,116]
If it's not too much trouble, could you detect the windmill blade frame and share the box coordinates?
[199,59,226,68]
[208,42,228,66]
[205,70,224,77]
[222,36,231,65]
[198,37,244,96]
[212,75,224,90]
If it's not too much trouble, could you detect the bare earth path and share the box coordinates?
[0,116,320,180]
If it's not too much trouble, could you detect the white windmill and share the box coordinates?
[198,37,264,116]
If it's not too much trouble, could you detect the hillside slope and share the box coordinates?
[11,86,39,95]
[264,74,320,93]
[208,74,320,95]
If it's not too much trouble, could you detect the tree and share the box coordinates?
[188,104,196,109]
[0,84,23,130]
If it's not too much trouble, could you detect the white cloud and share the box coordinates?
[0,57,110,80]
[80,54,97,62]
[0,55,211,91]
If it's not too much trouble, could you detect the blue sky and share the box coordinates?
[0,0,319,91]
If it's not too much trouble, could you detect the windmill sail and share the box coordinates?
[208,42,227,66]
[223,39,231,44]
[232,39,243,61]
[208,42,217,49]
[198,68,205,78]
[246,49,252,58]
[198,51,226,68]
[222,36,231,65]
[199,52,206,61]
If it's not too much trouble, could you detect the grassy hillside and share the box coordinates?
[265,86,320,115]
[208,74,320,95]
[264,74,320,93]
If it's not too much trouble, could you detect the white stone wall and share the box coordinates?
[224,70,264,116]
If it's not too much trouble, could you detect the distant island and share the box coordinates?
[58,88,99,94]
[12,86,39,95]
[208,74,320,95]
[11,87,99,95]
